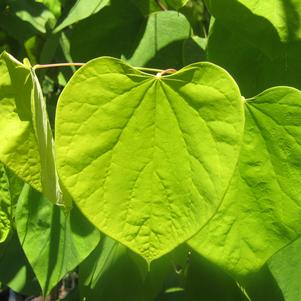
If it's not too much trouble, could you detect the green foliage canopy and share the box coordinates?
[1,1,301,300]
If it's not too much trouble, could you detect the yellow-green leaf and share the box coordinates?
[190,87,301,276]
[55,57,244,262]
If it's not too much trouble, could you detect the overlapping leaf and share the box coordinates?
[55,57,244,261]
[15,185,101,295]
[0,52,40,190]
[240,266,284,301]
[189,86,301,276]
[268,237,301,301]
[0,52,65,206]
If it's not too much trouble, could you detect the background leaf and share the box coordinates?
[241,265,284,301]
[184,252,249,301]
[68,0,145,62]
[80,237,150,301]
[126,11,194,69]
[15,185,101,295]
[54,0,110,32]
[0,0,55,38]
[0,231,41,296]
[80,237,190,301]
[205,0,301,96]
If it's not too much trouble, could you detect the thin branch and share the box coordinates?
[134,66,164,73]
[33,63,177,77]
[155,0,167,11]
[33,62,85,70]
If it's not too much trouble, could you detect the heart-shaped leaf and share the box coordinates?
[55,57,244,261]
[189,86,301,276]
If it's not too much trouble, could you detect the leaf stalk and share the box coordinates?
[33,63,177,77]
[155,0,167,11]
[33,62,85,70]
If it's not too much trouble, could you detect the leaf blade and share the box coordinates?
[189,86,301,276]
[55,57,244,261]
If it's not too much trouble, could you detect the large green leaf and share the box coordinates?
[15,185,101,295]
[54,0,110,32]
[189,86,301,276]
[268,237,301,301]
[0,52,65,206]
[55,57,244,261]
[205,0,301,96]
